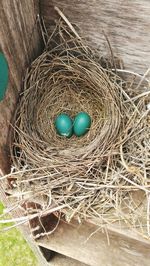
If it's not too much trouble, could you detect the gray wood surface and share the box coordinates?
[37,220,150,266]
[49,253,88,266]
[40,0,150,74]
[0,0,41,173]
[0,1,47,265]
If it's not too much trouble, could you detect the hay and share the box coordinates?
[2,13,150,239]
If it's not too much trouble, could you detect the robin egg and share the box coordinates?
[55,113,73,138]
[73,112,91,137]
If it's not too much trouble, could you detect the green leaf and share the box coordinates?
[0,52,9,101]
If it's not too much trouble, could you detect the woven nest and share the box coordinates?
[6,16,150,238]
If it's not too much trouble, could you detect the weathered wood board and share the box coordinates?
[0,0,41,173]
[0,1,47,265]
[40,0,150,74]
[49,253,88,266]
[37,220,150,266]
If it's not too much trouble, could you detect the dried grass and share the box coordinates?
[1,11,150,239]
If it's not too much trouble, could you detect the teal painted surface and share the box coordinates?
[0,52,9,101]
[74,112,91,137]
[55,113,73,138]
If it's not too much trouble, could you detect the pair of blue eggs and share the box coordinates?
[55,112,91,138]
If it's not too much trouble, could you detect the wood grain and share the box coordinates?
[49,253,88,266]
[0,1,48,265]
[37,220,150,266]
[40,0,150,74]
[0,0,42,173]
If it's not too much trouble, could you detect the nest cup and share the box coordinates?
[9,19,150,238]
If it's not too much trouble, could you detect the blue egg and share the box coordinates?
[55,113,73,138]
[73,112,91,137]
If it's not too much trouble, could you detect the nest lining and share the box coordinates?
[4,18,150,238]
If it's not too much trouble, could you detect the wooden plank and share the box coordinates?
[49,253,88,266]
[0,1,48,265]
[40,0,150,74]
[0,0,42,173]
[37,220,150,266]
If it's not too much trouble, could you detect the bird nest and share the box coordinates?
[4,15,150,239]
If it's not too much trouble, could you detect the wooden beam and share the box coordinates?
[37,220,150,266]
[0,1,48,265]
[40,0,150,74]
[0,0,42,173]
[48,253,88,266]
